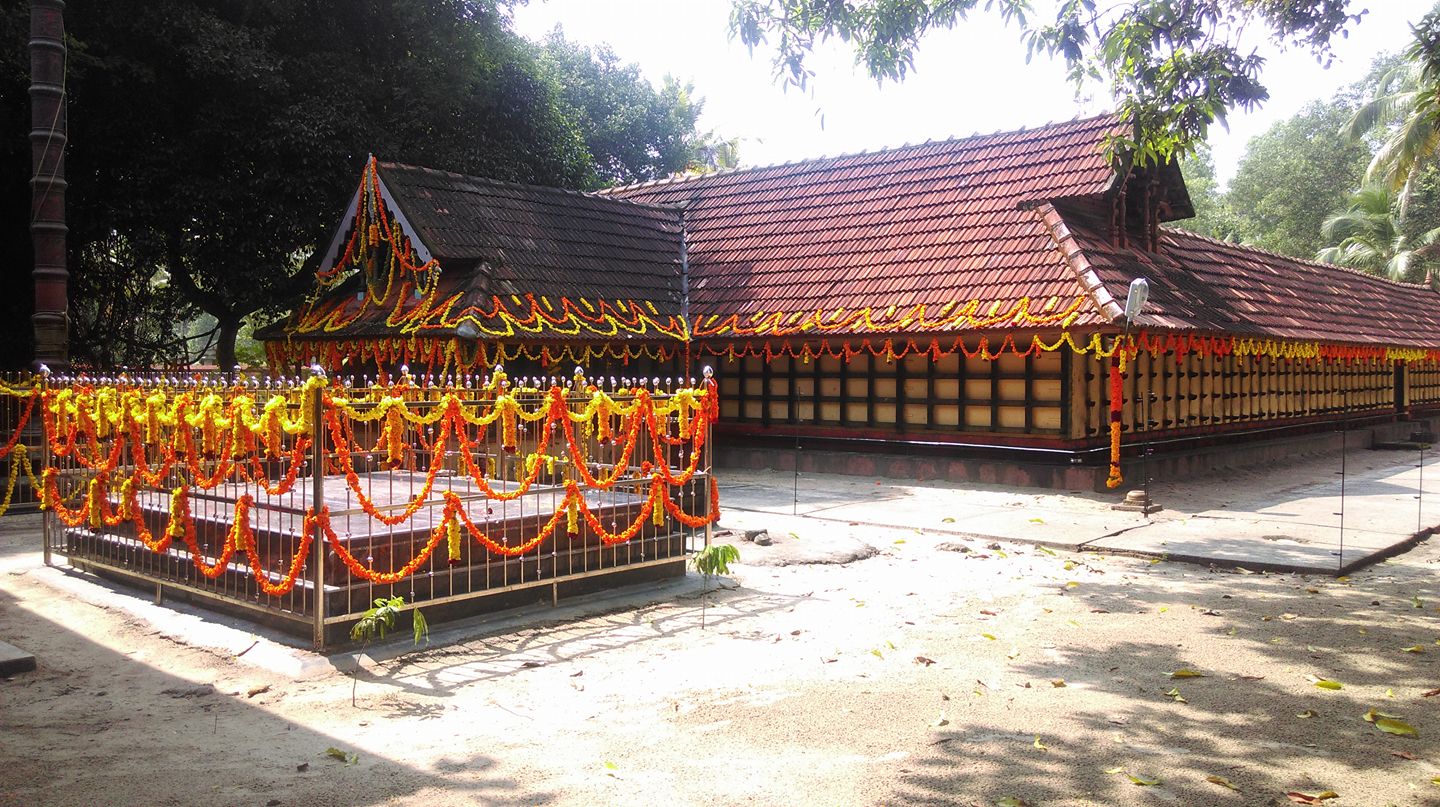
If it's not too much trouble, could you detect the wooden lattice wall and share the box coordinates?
[710,336,1440,443]
[714,346,1067,436]
[1079,351,1405,440]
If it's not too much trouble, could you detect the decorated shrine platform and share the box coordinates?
[61,468,699,643]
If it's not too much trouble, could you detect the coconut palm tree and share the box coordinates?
[1346,7,1440,213]
[1316,185,1440,281]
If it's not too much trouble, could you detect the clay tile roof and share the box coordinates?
[261,162,691,343]
[377,162,683,306]
[1054,205,1440,347]
[602,114,1126,334]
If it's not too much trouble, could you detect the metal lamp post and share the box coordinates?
[1113,278,1161,515]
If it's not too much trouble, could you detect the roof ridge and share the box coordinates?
[1160,224,1437,291]
[597,112,1123,196]
[376,160,683,217]
[1036,202,1122,324]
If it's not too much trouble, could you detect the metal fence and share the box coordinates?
[6,366,717,647]
[0,373,43,515]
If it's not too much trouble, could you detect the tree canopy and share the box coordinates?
[729,0,1362,164]
[0,0,723,370]
[537,31,739,188]
[1224,99,1371,259]
[1346,2,1440,211]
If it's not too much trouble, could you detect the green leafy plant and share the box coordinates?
[349,596,429,705]
[350,596,429,645]
[692,543,740,629]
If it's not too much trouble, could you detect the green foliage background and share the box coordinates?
[0,0,727,370]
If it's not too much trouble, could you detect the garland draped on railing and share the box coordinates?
[9,371,718,597]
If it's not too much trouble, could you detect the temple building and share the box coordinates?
[260,115,1440,490]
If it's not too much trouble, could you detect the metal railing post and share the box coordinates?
[309,366,327,649]
[39,365,51,566]
[703,366,714,552]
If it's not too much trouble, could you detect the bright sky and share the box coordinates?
[510,1,1433,186]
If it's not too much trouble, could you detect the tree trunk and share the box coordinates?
[216,316,240,373]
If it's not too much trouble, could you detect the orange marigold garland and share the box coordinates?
[1105,348,1127,490]
[29,373,720,591]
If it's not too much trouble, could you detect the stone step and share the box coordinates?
[0,639,36,675]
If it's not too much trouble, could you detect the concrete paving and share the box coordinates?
[0,638,35,675]
[715,445,1439,575]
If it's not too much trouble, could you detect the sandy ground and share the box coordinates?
[1,458,1439,806]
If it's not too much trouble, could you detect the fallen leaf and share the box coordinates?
[940,517,956,523]
[1235,566,1254,574]
[1306,587,1320,594]
[1281,613,1298,620]
[981,633,997,641]
[1029,517,1045,524]
[1206,774,1239,791]
[1375,717,1418,736]
[1423,688,1440,698]
[1063,560,1075,571]
[1404,645,1427,653]
[1363,708,1401,723]
[1064,581,1080,589]
[1238,675,1266,681]
[1285,791,1338,805]
[323,747,358,766]
[1310,677,1343,690]
[1051,679,1067,688]
[1032,736,1048,750]
[1169,669,1206,679]
[1103,766,1125,774]
[1390,750,1419,760]
[1164,687,1187,703]
[1415,596,1425,609]
[1127,774,1161,786]
[979,609,999,616]
[1336,575,1350,582]
[893,539,907,545]
[914,656,936,666]
[1037,545,1056,555]
[1387,688,1396,699]
[1296,709,1318,718]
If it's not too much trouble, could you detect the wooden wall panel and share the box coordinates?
[1081,349,1406,438]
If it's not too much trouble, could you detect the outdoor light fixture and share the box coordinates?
[1123,277,1149,326]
